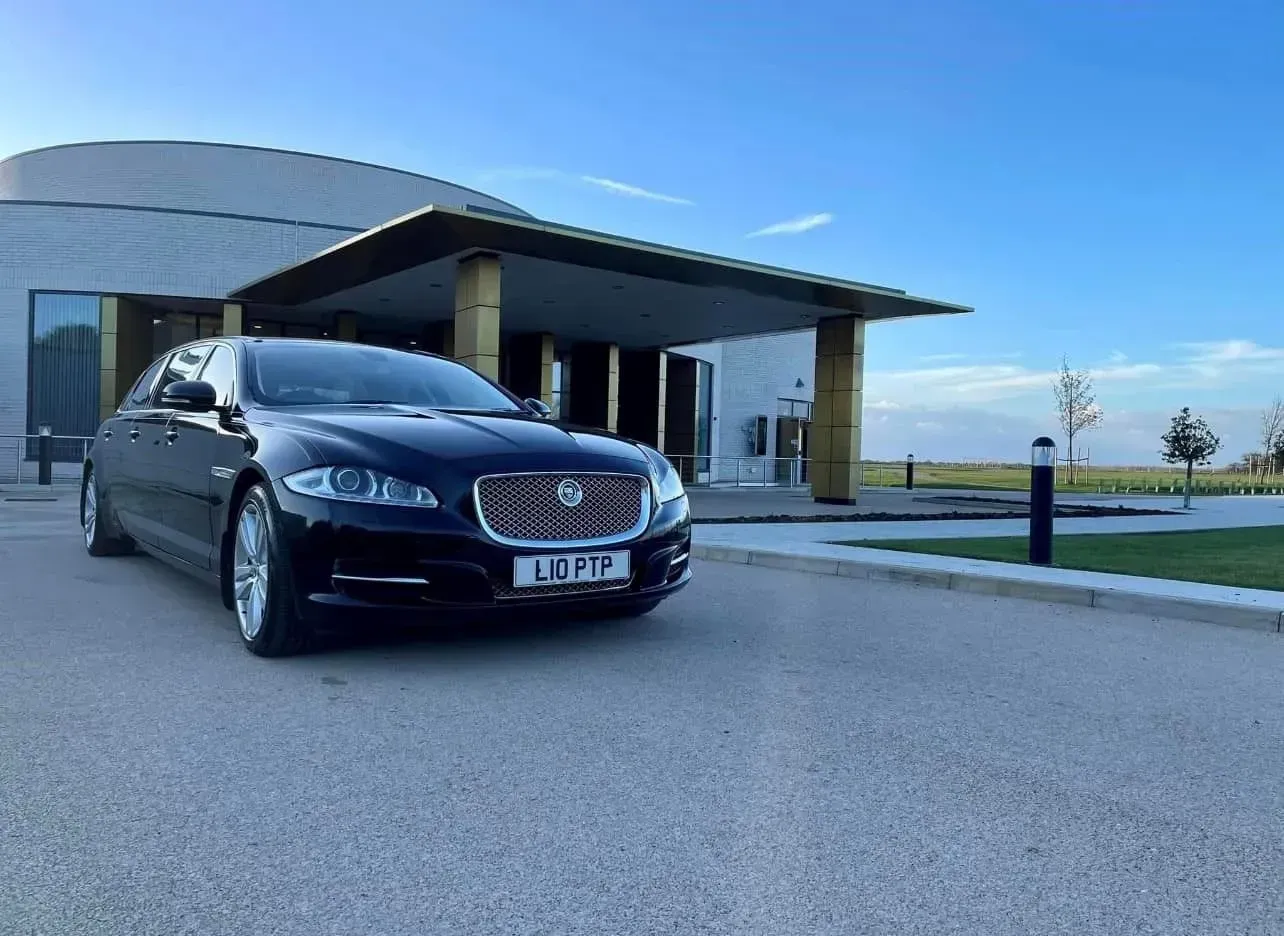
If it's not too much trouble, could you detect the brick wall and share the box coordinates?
[0,202,353,441]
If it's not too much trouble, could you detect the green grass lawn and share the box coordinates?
[839,526,1284,591]
[857,463,1282,495]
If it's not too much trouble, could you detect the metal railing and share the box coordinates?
[0,435,94,485]
[663,455,811,488]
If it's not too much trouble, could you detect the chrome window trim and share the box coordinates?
[472,470,653,549]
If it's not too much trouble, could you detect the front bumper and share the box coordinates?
[270,481,692,621]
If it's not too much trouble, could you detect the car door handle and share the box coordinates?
[129,429,140,442]
[165,428,179,444]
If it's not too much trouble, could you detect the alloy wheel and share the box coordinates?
[233,501,270,641]
[83,474,97,548]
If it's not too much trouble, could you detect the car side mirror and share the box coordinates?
[525,398,552,418]
[162,379,218,412]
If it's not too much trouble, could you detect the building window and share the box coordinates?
[776,397,812,419]
[551,358,568,420]
[694,360,713,459]
[28,292,102,460]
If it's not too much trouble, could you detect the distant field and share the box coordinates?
[841,526,1284,591]
[858,462,1284,495]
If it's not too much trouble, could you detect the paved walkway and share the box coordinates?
[693,494,1284,546]
[692,495,1284,632]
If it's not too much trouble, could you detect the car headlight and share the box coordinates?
[282,466,439,507]
[640,446,685,504]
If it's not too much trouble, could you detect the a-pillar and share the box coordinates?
[454,254,500,379]
[98,296,153,422]
[222,302,244,337]
[507,333,555,404]
[568,342,619,432]
[810,315,865,504]
[617,350,667,448]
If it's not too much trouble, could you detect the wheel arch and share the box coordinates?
[219,466,269,609]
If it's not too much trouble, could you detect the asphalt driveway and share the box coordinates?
[2,503,1282,935]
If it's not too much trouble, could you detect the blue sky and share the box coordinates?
[2,0,1281,462]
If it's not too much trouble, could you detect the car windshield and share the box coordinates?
[249,341,523,411]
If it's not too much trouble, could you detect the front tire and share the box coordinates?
[82,469,132,557]
[232,484,310,657]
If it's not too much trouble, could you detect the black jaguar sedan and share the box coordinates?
[81,337,691,656]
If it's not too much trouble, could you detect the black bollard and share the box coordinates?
[37,424,53,486]
[906,454,915,491]
[1029,436,1055,565]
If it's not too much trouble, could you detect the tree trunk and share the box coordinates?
[1184,460,1193,509]
[1067,432,1074,485]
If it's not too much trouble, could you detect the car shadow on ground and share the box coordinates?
[100,547,679,662]
[306,607,672,660]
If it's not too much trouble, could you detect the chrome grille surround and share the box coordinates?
[473,472,652,548]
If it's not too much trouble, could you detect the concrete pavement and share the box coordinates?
[692,496,1284,633]
[4,527,1284,934]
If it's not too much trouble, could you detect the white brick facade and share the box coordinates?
[671,331,817,481]
[0,140,530,456]
[0,141,528,228]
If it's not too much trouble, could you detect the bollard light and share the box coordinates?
[37,423,54,486]
[1029,436,1056,565]
[906,453,915,491]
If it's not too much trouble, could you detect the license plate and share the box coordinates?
[512,551,631,588]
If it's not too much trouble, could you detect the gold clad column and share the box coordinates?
[811,316,865,504]
[98,297,152,422]
[222,302,244,336]
[99,297,122,423]
[454,254,501,380]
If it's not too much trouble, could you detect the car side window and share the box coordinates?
[196,345,237,408]
[120,358,168,413]
[160,345,212,393]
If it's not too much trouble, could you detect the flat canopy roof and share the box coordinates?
[230,204,971,349]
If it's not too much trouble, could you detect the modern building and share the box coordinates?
[0,140,969,502]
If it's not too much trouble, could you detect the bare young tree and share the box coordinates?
[1259,397,1284,480]
[1052,356,1103,483]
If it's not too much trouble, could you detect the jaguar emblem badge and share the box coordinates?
[556,479,584,508]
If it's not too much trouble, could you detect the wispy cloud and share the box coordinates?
[579,175,694,205]
[746,212,834,238]
[865,339,1284,408]
[476,167,694,205]
[918,352,967,363]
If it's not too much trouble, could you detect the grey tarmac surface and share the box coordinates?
[3,511,1284,935]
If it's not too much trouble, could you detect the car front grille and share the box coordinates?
[474,473,649,545]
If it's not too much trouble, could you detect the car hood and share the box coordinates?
[250,404,652,467]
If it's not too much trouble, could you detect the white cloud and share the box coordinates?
[1178,339,1284,364]
[579,175,694,205]
[476,168,694,205]
[918,352,966,363]
[746,212,834,238]
[1107,349,1128,364]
